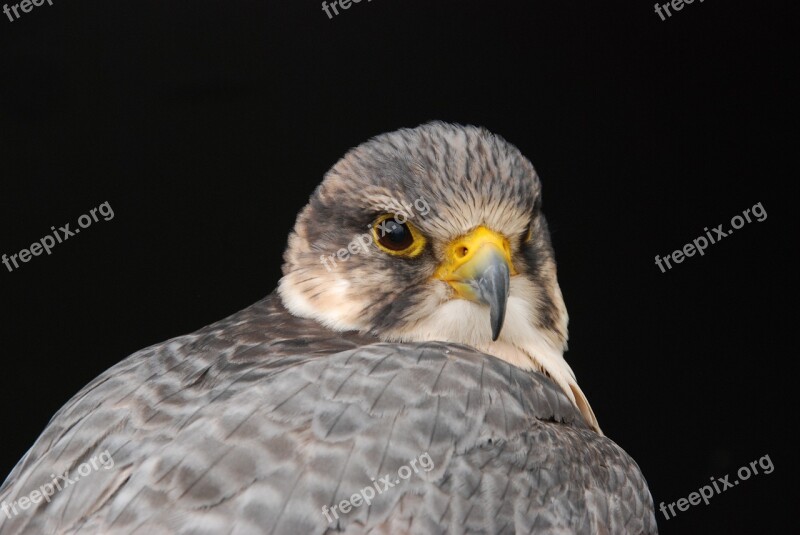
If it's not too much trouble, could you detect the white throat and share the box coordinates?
[278,274,600,433]
[381,286,600,434]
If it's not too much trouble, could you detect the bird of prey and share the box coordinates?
[0,122,656,534]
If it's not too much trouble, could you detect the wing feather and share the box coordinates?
[0,297,655,534]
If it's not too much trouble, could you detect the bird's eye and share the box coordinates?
[380,220,412,250]
[371,214,426,257]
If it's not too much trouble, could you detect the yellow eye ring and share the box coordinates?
[371,214,427,257]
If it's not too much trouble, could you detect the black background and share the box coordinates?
[0,1,796,533]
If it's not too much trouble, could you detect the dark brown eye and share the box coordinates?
[378,219,413,250]
[371,215,427,257]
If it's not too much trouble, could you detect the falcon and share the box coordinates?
[0,122,657,534]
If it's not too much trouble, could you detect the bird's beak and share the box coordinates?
[434,226,516,341]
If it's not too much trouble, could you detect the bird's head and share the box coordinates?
[279,122,598,431]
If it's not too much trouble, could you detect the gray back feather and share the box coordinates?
[0,294,655,534]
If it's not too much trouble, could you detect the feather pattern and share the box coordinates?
[0,295,656,534]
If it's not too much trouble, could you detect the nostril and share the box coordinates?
[455,246,468,258]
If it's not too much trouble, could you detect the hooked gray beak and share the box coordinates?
[434,227,514,341]
[470,251,511,341]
